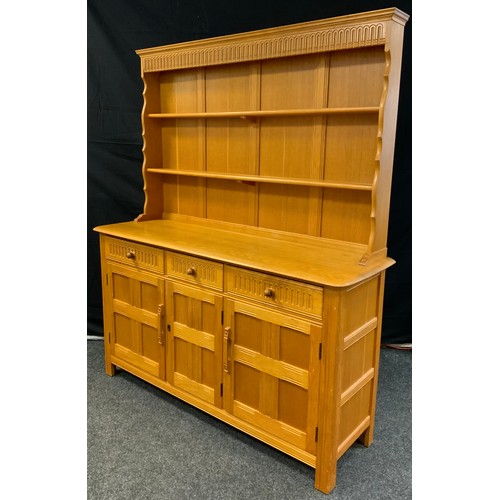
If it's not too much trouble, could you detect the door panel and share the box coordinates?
[167,281,223,407]
[107,262,165,379]
[224,299,321,454]
[114,314,134,351]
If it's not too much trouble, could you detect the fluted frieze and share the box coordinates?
[141,22,385,72]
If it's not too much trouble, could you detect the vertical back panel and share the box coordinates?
[205,62,259,174]
[321,189,372,244]
[328,47,385,108]
[324,114,379,185]
[160,69,206,218]
[206,179,257,226]
[258,184,320,236]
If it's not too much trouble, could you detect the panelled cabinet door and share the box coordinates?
[166,281,223,408]
[223,299,322,454]
[107,262,166,379]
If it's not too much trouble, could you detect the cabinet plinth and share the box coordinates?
[94,7,408,493]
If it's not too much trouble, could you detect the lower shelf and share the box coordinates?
[146,168,373,191]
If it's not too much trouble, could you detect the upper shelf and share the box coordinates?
[148,107,379,120]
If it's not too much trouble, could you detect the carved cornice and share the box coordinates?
[140,21,386,73]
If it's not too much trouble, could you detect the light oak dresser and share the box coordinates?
[94,7,409,493]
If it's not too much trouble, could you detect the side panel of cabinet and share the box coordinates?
[223,299,321,454]
[166,281,223,408]
[106,262,166,379]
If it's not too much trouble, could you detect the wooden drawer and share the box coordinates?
[225,266,323,320]
[103,236,165,274]
[166,252,223,290]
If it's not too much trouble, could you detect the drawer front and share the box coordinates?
[104,236,165,274]
[167,252,223,290]
[225,266,323,320]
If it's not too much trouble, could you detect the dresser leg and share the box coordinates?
[314,287,342,494]
[359,271,386,448]
[104,336,116,376]
[314,459,337,494]
[105,361,116,376]
[359,425,374,447]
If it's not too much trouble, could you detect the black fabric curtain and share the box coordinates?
[87,0,412,343]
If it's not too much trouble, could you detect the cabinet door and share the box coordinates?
[166,281,223,407]
[223,299,322,454]
[106,262,166,379]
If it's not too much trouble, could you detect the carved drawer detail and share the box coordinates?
[104,236,164,274]
[225,266,323,320]
[167,252,223,290]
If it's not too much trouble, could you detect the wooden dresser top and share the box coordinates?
[94,219,394,288]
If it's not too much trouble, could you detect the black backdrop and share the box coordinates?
[88,0,412,343]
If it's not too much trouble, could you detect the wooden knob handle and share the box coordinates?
[126,250,135,259]
[263,288,274,298]
[186,267,196,276]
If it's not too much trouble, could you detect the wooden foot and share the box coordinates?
[358,425,374,447]
[105,362,116,376]
[314,462,337,494]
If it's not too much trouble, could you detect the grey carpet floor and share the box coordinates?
[87,340,411,499]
